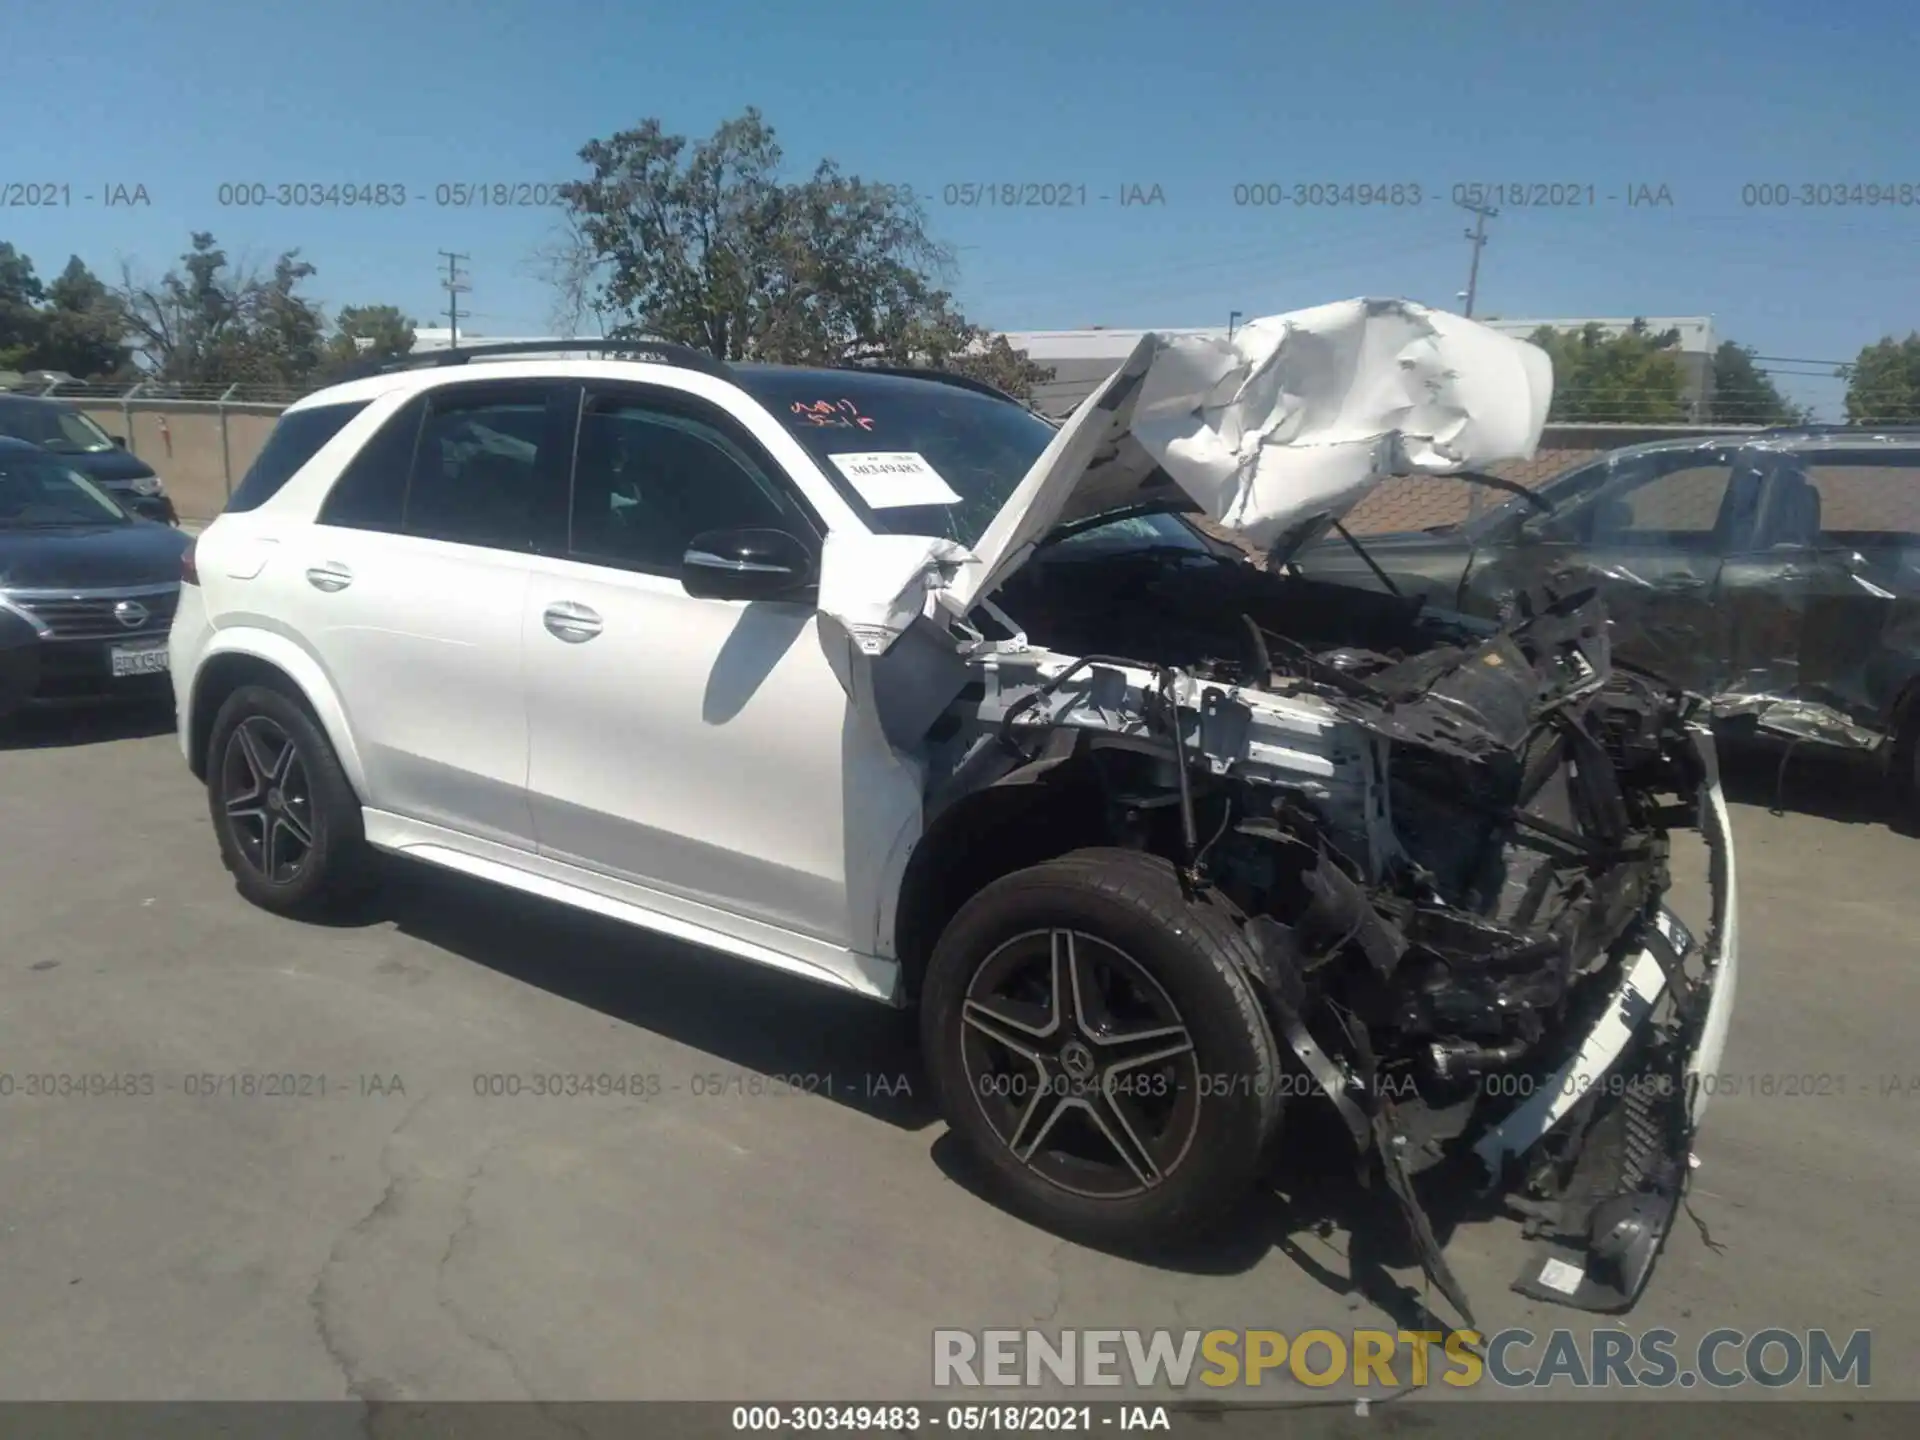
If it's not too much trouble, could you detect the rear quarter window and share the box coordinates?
[225,401,370,513]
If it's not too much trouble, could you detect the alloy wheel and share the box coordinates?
[960,928,1202,1198]
[220,716,316,885]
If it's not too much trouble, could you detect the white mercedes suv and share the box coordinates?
[170,302,1737,1318]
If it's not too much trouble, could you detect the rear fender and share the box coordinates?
[190,626,367,796]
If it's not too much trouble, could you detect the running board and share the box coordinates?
[360,809,902,1004]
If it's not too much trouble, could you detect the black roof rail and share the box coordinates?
[830,362,1027,408]
[349,338,734,383]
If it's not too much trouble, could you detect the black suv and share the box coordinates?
[0,393,178,524]
[1293,428,1920,808]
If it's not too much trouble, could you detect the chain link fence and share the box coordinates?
[0,376,313,406]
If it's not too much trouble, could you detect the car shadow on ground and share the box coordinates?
[336,858,1481,1311]
[0,703,176,751]
[338,858,1538,1315]
[931,1100,1495,1327]
[1254,1108,1498,1331]
[354,859,935,1131]
[1718,738,1914,833]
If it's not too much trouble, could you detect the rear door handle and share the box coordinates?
[543,601,603,643]
[305,563,353,593]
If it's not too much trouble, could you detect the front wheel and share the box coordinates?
[205,683,372,916]
[920,848,1284,1247]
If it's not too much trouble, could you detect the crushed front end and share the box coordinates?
[933,577,1737,1323]
[1223,582,1739,1321]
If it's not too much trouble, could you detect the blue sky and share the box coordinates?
[8,0,1916,415]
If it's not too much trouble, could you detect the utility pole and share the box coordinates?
[438,250,470,349]
[1457,201,1496,317]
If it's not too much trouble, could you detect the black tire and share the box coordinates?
[920,847,1283,1247]
[1894,704,1920,835]
[205,682,372,916]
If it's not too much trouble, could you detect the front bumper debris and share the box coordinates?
[1239,721,1737,1323]
[1487,722,1736,1311]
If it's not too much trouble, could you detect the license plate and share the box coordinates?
[109,643,170,677]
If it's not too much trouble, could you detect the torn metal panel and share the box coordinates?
[817,531,975,658]
[944,297,1552,616]
[1709,693,1883,750]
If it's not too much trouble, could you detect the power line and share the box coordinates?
[438,250,471,348]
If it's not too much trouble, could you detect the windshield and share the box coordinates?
[0,400,117,454]
[733,367,1058,548]
[1042,508,1213,557]
[0,449,131,526]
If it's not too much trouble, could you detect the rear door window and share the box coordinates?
[400,382,574,553]
[225,401,370,513]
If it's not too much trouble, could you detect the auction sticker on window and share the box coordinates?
[827,452,962,509]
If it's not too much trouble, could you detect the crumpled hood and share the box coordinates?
[819,297,1552,653]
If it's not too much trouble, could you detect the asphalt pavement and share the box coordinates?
[0,706,1913,1412]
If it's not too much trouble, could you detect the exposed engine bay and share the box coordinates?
[906,535,1738,1322]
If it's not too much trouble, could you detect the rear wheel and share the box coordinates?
[1895,702,1920,834]
[920,848,1283,1247]
[206,683,372,916]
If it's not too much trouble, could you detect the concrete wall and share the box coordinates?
[73,401,283,522]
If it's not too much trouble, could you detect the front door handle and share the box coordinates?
[306,563,353,593]
[543,601,603,643]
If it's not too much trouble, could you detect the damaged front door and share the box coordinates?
[1465,446,1752,693]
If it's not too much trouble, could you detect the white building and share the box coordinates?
[410,327,579,353]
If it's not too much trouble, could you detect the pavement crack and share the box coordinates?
[431,1140,545,1402]
[307,1092,432,1408]
[1032,1238,1071,1326]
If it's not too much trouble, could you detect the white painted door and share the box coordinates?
[294,379,576,848]
[521,386,922,951]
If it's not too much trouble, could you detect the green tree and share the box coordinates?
[1528,320,1688,423]
[1707,341,1806,425]
[1843,334,1920,423]
[319,303,417,378]
[0,242,47,372]
[117,233,329,388]
[0,246,133,379]
[556,108,1053,400]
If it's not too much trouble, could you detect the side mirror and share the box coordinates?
[111,435,128,448]
[680,527,814,601]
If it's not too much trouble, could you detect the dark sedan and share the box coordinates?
[1291,428,1920,807]
[0,439,191,720]
[0,393,178,524]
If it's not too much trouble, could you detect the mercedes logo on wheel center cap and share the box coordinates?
[113,600,150,629]
[1061,1040,1096,1081]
